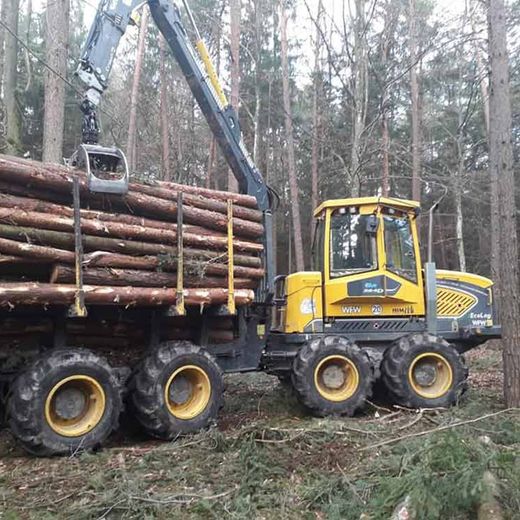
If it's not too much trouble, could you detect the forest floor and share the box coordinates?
[0,346,519,520]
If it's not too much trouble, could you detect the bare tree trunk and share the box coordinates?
[0,0,6,153]
[488,0,520,407]
[252,0,262,165]
[475,47,490,134]
[454,178,466,272]
[159,35,171,181]
[471,7,497,295]
[206,137,216,189]
[311,0,323,235]
[279,0,304,271]
[409,0,421,202]
[227,0,240,193]
[207,8,223,190]
[3,0,21,155]
[0,0,5,91]
[380,0,397,197]
[42,0,69,163]
[349,0,368,197]
[127,7,149,173]
[24,0,32,93]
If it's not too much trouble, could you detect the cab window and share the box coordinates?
[312,218,325,272]
[330,210,377,278]
[383,215,417,282]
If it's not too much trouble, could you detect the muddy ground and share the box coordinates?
[0,346,518,519]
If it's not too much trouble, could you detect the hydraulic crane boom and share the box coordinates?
[76,0,275,296]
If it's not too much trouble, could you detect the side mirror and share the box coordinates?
[366,214,379,235]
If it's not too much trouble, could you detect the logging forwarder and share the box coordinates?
[2,0,501,455]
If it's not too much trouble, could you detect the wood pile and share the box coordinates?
[0,154,264,309]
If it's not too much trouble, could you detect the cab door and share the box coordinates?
[323,205,425,320]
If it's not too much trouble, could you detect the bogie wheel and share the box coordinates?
[130,342,224,440]
[292,336,373,417]
[8,348,122,456]
[381,333,468,409]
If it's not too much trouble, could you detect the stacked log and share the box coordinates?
[0,154,264,309]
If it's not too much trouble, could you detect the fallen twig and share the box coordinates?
[128,487,236,505]
[361,408,519,451]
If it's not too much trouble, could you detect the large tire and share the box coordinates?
[130,342,224,440]
[8,348,122,456]
[381,333,468,409]
[292,336,373,417]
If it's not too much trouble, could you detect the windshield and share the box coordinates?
[383,215,417,282]
[330,212,377,278]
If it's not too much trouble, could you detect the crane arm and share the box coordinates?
[76,0,275,295]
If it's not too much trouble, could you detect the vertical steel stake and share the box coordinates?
[71,177,87,317]
[176,192,186,315]
[227,200,236,315]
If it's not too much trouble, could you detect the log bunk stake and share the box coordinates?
[227,200,236,315]
[71,177,87,318]
[176,192,185,315]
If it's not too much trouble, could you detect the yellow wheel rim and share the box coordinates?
[164,365,211,420]
[45,375,106,437]
[314,355,360,402]
[408,352,453,399]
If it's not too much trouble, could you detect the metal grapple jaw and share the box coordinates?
[70,144,129,195]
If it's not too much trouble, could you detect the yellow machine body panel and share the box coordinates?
[276,197,497,336]
[282,272,323,333]
[434,269,495,328]
[435,270,493,289]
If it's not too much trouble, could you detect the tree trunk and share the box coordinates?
[228,0,240,193]
[380,0,397,197]
[252,0,262,166]
[409,0,421,202]
[311,0,323,235]
[3,0,21,155]
[454,181,466,272]
[159,35,171,181]
[42,0,70,163]
[23,0,33,93]
[127,7,149,173]
[349,0,368,197]
[279,0,304,271]
[488,0,520,407]
[0,0,5,93]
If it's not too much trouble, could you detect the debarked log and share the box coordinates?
[0,283,255,307]
[0,154,259,208]
[0,237,265,279]
[50,264,257,289]
[0,225,262,268]
[0,156,264,238]
[0,207,263,254]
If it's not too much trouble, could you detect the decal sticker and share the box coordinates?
[341,305,362,314]
[300,298,317,315]
[391,305,414,314]
[348,276,401,297]
[371,304,382,315]
[469,311,492,327]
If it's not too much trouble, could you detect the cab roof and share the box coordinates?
[313,196,420,217]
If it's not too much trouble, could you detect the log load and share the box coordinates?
[0,154,265,310]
